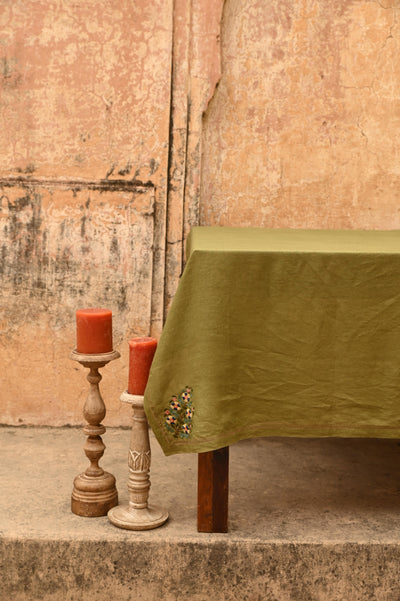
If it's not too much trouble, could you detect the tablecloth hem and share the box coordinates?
[145,412,400,456]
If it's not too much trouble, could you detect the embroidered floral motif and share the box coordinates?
[164,386,194,439]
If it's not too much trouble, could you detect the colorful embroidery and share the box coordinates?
[164,386,194,439]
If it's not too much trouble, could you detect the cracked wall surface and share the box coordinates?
[200,0,400,229]
[0,0,173,426]
[1,0,399,426]
[164,0,225,314]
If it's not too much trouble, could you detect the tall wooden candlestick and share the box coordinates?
[107,391,168,530]
[70,349,120,517]
[108,336,168,530]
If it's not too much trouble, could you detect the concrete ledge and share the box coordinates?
[3,539,400,600]
[1,427,400,599]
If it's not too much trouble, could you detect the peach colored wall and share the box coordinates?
[200,0,400,230]
[0,0,173,426]
[1,0,399,427]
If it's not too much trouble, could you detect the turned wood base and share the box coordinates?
[108,504,168,530]
[72,471,118,517]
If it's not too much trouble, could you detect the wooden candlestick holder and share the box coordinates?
[108,391,168,530]
[70,349,120,517]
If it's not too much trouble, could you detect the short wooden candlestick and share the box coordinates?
[108,391,168,530]
[70,349,120,517]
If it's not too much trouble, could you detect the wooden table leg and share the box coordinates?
[197,446,229,532]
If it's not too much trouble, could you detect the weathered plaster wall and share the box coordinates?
[200,0,400,229]
[2,0,399,426]
[0,0,173,425]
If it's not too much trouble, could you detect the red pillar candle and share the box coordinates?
[128,337,157,395]
[76,308,113,354]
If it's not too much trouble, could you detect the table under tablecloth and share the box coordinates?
[144,227,400,455]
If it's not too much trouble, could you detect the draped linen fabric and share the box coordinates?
[144,227,400,455]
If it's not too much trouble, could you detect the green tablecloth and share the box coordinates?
[144,227,400,455]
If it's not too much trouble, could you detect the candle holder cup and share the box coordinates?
[70,349,120,517]
[108,391,168,530]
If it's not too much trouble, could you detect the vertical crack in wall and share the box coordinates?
[164,0,226,319]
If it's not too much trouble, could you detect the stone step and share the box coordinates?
[1,426,400,600]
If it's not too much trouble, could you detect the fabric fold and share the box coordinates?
[144,227,400,455]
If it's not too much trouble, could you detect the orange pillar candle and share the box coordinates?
[128,337,157,395]
[76,308,113,354]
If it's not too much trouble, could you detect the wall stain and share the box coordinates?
[0,180,155,329]
[0,176,155,192]
[118,162,132,176]
[109,236,120,263]
[15,164,37,175]
[1,57,22,89]
[149,158,159,175]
